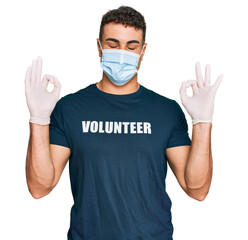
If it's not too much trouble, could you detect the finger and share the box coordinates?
[204,64,211,87]
[185,79,199,95]
[51,77,61,95]
[179,81,189,103]
[41,74,54,89]
[195,61,204,88]
[36,56,42,82]
[31,59,37,84]
[211,74,223,96]
[25,66,31,86]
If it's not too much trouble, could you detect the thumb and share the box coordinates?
[179,81,188,103]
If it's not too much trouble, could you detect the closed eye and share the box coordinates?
[108,46,135,50]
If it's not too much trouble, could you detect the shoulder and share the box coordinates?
[142,85,185,120]
[56,83,94,106]
[142,85,178,107]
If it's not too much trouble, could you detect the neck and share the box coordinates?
[96,73,140,95]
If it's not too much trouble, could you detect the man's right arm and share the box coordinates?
[24,56,70,199]
[25,122,71,199]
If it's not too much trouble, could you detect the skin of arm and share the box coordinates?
[25,122,71,199]
[166,122,212,201]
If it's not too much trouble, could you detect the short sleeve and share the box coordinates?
[166,100,191,149]
[49,98,70,149]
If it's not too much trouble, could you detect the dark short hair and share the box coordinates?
[99,6,146,45]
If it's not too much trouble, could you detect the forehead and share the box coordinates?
[102,22,143,42]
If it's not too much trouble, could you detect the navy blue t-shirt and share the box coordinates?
[49,83,191,240]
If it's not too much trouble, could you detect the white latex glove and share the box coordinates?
[179,61,223,125]
[25,56,61,125]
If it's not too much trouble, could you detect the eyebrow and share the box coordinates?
[106,38,140,44]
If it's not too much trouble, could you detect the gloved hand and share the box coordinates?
[179,61,223,125]
[25,56,61,125]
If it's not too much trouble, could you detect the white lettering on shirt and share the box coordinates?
[82,121,152,134]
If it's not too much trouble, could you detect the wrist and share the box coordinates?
[29,115,50,125]
[192,118,212,125]
[192,122,212,137]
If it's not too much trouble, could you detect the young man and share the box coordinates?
[25,6,223,240]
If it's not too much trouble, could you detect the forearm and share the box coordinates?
[26,123,55,197]
[185,123,212,190]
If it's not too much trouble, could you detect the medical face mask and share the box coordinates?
[99,41,144,86]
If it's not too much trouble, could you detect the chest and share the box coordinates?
[65,109,173,157]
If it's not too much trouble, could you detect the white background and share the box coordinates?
[1,0,247,239]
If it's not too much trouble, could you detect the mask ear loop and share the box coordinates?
[139,44,145,58]
[99,40,103,52]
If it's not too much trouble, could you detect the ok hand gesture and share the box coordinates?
[25,56,61,125]
[179,62,223,125]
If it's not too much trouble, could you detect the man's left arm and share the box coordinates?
[166,61,223,201]
[166,122,213,201]
[185,122,213,200]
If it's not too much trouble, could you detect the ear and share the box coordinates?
[96,38,102,58]
[140,43,147,61]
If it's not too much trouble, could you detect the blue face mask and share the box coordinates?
[99,41,144,86]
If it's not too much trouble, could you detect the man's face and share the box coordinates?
[97,22,147,70]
